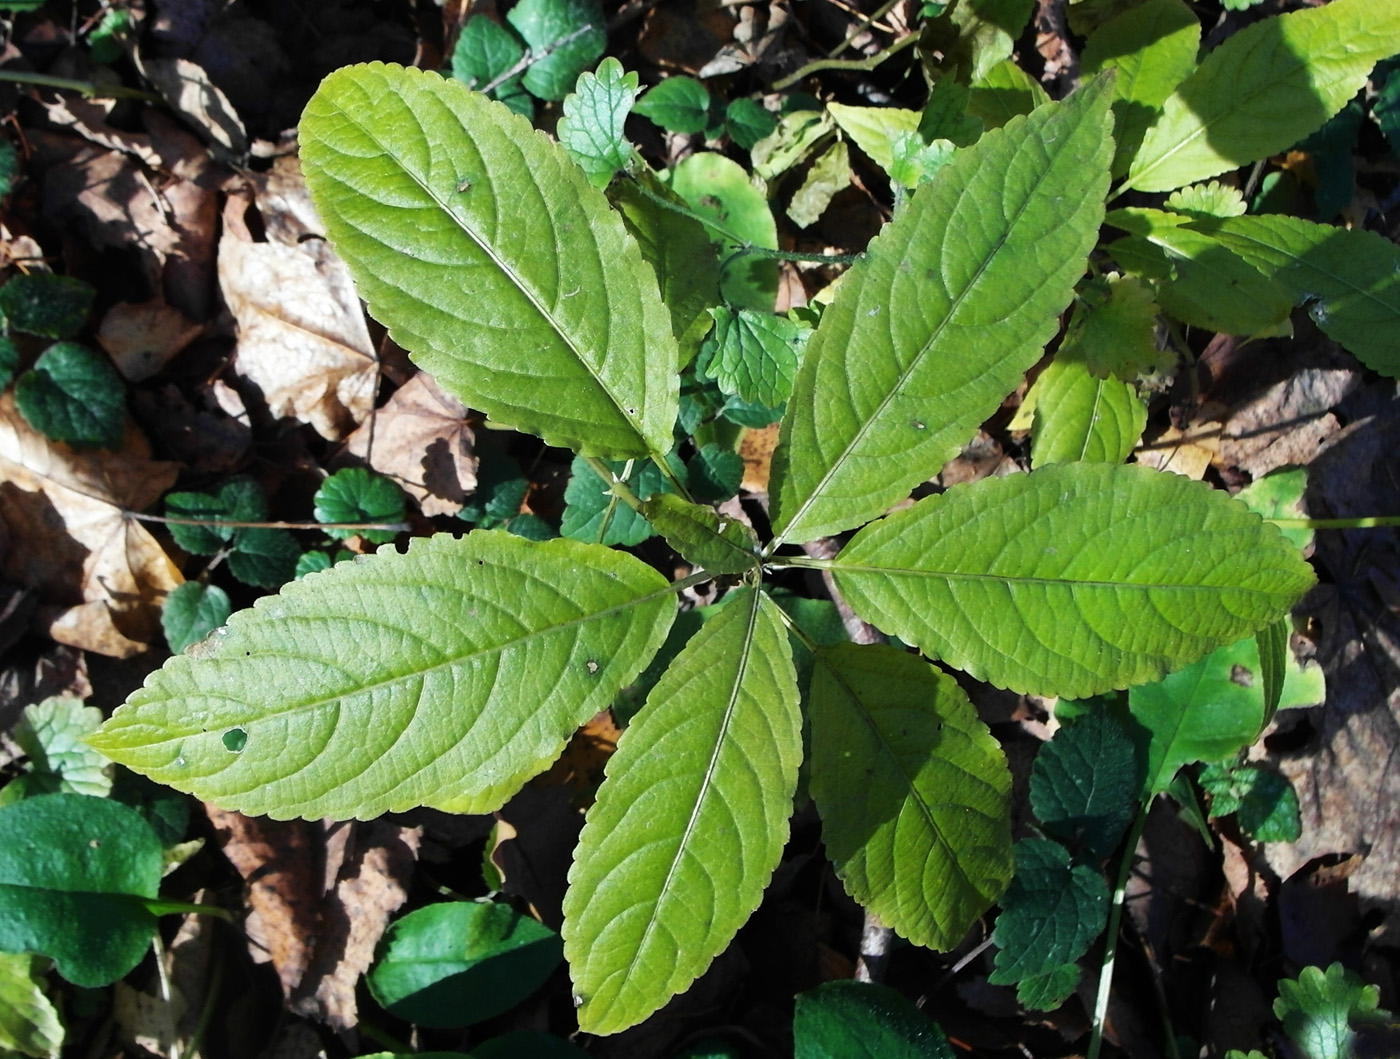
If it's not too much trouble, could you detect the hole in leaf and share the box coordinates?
[222,727,248,753]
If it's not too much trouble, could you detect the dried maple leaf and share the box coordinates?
[0,393,180,657]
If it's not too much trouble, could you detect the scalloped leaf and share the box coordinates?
[14,342,125,451]
[13,697,112,799]
[1030,708,1142,858]
[314,466,406,544]
[557,57,639,187]
[299,62,677,458]
[1124,0,1400,192]
[770,75,1115,544]
[162,581,232,654]
[563,588,801,1034]
[989,838,1107,987]
[809,643,1012,949]
[88,532,675,820]
[830,463,1316,699]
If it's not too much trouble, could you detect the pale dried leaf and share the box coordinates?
[1220,368,1357,478]
[340,372,476,517]
[1135,422,1221,479]
[219,224,377,441]
[113,980,184,1059]
[136,54,249,160]
[0,393,181,656]
[739,423,779,494]
[98,299,204,381]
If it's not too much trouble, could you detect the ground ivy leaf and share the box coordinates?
[810,643,1013,950]
[0,335,17,390]
[633,75,712,134]
[1187,214,1400,380]
[1030,357,1146,467]
[0,794,162,987]
[165,477,266,555]
[300,63,677,458]
[831,463,1316,699]
[313,467,406,544]
[1125,0,1400,192]
[563,588,801,1034]
[0,138,18,201]
[89,533,675,820]
[989,838,1107,986]
[770,75,1115,544]
[700,307,804,408]
[1166,180,1247,220]
[162,582,232,654]
[557,57,640,187]
[686,442,743,503]
[1060,273,1171,380]
[367,901,562,1028]
[641,493,759,575]
[507,0,606,102]
[1199,761,1301,844]
[14,342,125,451]
[450,15,531,116]
[793,980,956,1059]
[226,528,301,588]
[1080,0,1200,177]
[1030,708,1142,858]
[0,273,93,338]
[1275,963,1383,1059]
[1015,962,1082,1012]
[13,697,112,799]
[725,97,777,150]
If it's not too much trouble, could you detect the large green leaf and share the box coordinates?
[770,76,1114,544]
[89,533,675,820]
[299,63,677,458]
[829,463,1315,699]
[1030,357,1145,467]
[1080,0,1200,177]
[809,643,1012,950]
[1124,0,1400,192]
[793,981,955,1059]
[563,588,801,1034]
[1186,214,1400,379]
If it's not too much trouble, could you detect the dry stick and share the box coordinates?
[772,31,920,92]
[824,0,906,59]
[800,535,895,982]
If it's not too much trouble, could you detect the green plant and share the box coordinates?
[82,0,1400,1038]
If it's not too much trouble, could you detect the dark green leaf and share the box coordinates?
[1015,962,1082,1011]
[162,581,232,654]
[450,15,531,116]
[918,77,983,147]
[557,57,640,187]
[0,794,162,987]
[725,97,777,150]
[367,901,562,1027]
[0,138,18,200]
[165,478,265,555]
[226,528,301,588]
[14,342,125,450]
[560,455,670,546]
[0,335,18,389]
[109,771,190,847]
[793,981,955,1059]
[719,393,784,428]
[686,443,742,503]
[667,152,778,313]
[1199,761,1301,844]
[506,0,607,102]
[989,839,1107,986]
[1377,63,1400,157]
[1030,708,1143,858]
[0,274,93,339]
[469,1032,590,1059]
[313,467,406,543]
[634,76,713,134]
[505,513,557,540]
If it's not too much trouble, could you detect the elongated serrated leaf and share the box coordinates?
[1030,357,1146,467]
[826,103,920,173]
[793,981,955,1059]
[809,643,1012,949]
[557,57,639,187]
[641,494,759,575]
[1125,0,1400,192]
[0,794,162,987]
[299,63,677,457]
[770,76,1115,544]
[1030,708,1142,858]
[1080,0,1200,177]
[1131,632,1323,793]
[89,532,675,820]
[0,952,62,1059]
[989,839,1107,985]
[563,588,801,1034]
[1186,214,1400,379]
[830,463,1315,699]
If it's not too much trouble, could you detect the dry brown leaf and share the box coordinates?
[1219,367,1356,478]
[341,372,476,517]
[98,298,204,381]
[739,423,779,494]
[219,195,377,440]
[135,53,249,161]
[0,393,181,657]
[1135,422,1222,479]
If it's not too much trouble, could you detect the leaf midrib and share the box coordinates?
[330,82,642,445]
[832,562,1289,594]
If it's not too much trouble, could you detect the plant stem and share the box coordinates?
[773,31,920,91]
[1267,515,1400,529]
[1087,802,1151,1059]
[824,0,906,59]
[0,68,163,101]
[583,456,646,515]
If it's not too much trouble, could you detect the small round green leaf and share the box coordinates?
[634,76,713,134]
[667,152,778,312]
[0,335,16,390]
[793,981,955,1059]
[368,901,562,1027]
[725,97,777,150]
[313,467,406,543]
[14,342,125,450]
[0,274,93,338]
[0,794,162,987]
[162,582,232,654]
[226,528,301,587]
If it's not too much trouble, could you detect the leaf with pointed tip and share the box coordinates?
[642,494,759,575]
[1030,357,1145,467]
[1124,0,1400,192]
[557,57,640,187]
[826,103,920,172]
[809,643,1012,950]
[1185,214,1400,380]
[967,58,1048,129]
[563,588,801,1034]
[88,532,675,820]
[830,463,1315,699]
[633,76,712,134]
[299,62,677,458]
[770,76,1114,544]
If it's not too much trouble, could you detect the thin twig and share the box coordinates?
[0,68,163,101]
[773,31,919,92]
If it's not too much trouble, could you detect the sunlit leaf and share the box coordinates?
[1030,357,1146,467]
[162,582,232,655]
[314,467,406,544]
[557,57,640,187]
[0,952,62,1059]
[633,75,712,133]
[642,494,759,575]
[13,697,112,799]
